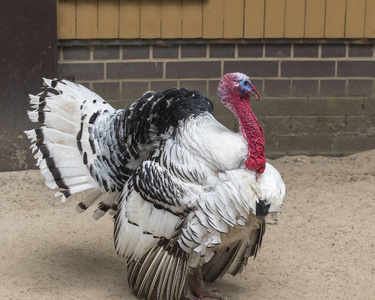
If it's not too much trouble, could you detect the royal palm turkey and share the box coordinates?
[26,72,286,300]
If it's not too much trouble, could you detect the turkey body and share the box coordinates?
[26,75,286,300]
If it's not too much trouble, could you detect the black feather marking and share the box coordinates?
[51,80,58,88]
[98,202,110,212]
[63,190,72,199]
[89,111,100,124]
[38,145,50,159]
[46,87,60,96]
[256,199,270,217]
[102,179,109,191]
[77,140,83,153]
[78,202,87,211]
[76,122,83,141]
[83,152,88,165]
[38,111,45,124]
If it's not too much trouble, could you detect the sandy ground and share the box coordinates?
[1,150,375,300]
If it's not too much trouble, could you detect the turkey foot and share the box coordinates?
[187,268,228,300]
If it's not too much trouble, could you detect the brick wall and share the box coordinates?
[58,41,375,157]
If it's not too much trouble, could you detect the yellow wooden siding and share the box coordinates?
[202,0,224,38]
[325,0,346,38]
[244,0,265,38]
[304,0,326,38]
[140,0,161,38]
[284,0,305,38]
[57,0,76,39]
[161,0,182,38]
[98,0,119,38]
[264,0,285,38]
[181,0,202,38]
[57,0,375,39]
[365,0,375,38]
[76,0,97,38]
[223,0,244,38]
[119,0,140,38]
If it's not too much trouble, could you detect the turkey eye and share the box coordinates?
[244,81,250,86]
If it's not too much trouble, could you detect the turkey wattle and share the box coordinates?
[25,73,286,300]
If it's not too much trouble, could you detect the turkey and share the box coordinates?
[25,72,286,300]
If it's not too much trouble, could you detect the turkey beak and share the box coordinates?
[250,84,260,101]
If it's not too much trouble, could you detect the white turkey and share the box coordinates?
[25,72,286,300]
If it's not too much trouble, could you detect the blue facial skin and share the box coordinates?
[239,78,252,99]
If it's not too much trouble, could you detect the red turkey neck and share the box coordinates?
[233,96,266,174]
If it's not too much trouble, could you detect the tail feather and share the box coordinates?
[127,240,188,300]
[26,78,118,213]
[202,219,266,282]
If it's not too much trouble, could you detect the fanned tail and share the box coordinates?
[127,239,188,300]
[25,78,118,216]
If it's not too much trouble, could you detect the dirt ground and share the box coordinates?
[1,150,374,300]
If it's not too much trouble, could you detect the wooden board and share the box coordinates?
[182,0,203,38]
[244,0,265,38]
[202,0,224,38]
[119,0,141,38]
[98,0,119,38]
[325,0,346,38]
[57,0,76,39]
[304,0,325,38]
[223,0,244,38]
[284,0,305,38]
[161,0,182,38]
[365,0,375,38]
[345,0,365,38]
[76,0,98,39]
[264,0,285,38]
[140,0,162,38]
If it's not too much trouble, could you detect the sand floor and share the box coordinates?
[1,150,374,299]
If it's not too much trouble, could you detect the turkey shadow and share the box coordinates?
[23,243,131,297]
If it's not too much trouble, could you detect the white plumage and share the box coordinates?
[26,73,286,300]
